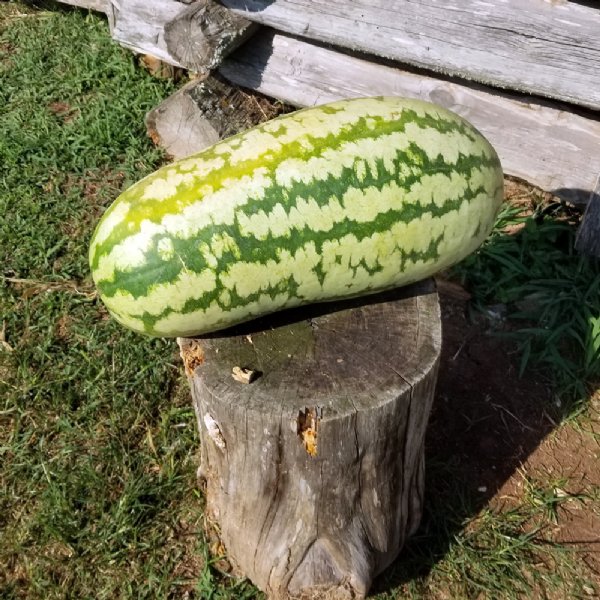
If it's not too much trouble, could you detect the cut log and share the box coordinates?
[220,0,600,111]
[108,0,254,72]
[179,279,441,599]
[163,1,256,75]
[145,75,289,159]
[109,0,189,66]
[220,30,600,206]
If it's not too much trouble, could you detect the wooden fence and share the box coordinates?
[58,0,600,252]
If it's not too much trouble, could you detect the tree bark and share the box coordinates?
[179,279,441,599]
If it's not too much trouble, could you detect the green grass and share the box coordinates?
[0,3,256,598]
[371,457,596,600]
[1,3,598,598]
[452,199,600,406]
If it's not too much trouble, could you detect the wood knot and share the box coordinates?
[231,365,260,384]
[297,407,322,458]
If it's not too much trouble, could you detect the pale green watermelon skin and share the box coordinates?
[89,96,503,337]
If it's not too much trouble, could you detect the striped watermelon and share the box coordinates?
[89,97,503,337]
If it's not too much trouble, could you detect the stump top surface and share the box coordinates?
[180,279,441,418]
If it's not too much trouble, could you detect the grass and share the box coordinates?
[0,3,253,598]
[452,198,600,406]
[371,455,597,600]
[0,3,598,598]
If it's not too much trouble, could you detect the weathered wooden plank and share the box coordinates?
[220,30,600,205]
[221,0,600,111]
[53,0,109,13]
[575,179,600,257]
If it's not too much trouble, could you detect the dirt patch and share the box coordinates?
[513,400,600,577]
[0,40,15,67]
[430,286,555,494]
[48,100,79,123]
[423,276,599,590]
[169,514,208,589]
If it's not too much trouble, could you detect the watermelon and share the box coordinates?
[89,96,503,337]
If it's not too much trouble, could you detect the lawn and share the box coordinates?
[1,2,598,599]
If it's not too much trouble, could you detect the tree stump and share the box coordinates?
[178,279,441,599]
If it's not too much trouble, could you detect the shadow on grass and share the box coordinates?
[372,201,599,595]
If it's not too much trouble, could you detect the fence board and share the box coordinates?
[221,0,600,111]
[220,30,600,205]
[110,0,189,66]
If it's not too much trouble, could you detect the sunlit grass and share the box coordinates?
[0,5,210,598]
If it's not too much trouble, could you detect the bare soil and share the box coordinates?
[427,277,600,589]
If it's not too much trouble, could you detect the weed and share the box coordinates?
[523,475,589,525]
[452,198,600,406]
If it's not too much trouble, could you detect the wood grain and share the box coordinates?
[220,0,600,110]
[179,280,441,599]
[163,0,256,75]
[220,30,600,206]
[575,178,600,257]
[107,0,254,72]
